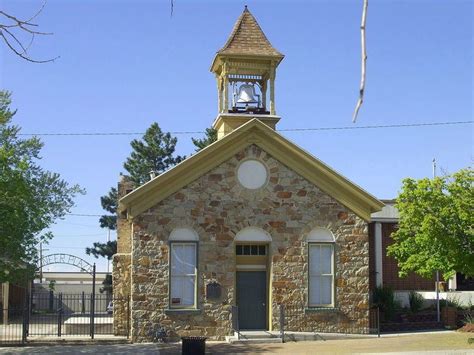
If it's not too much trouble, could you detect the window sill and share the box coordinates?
[305,307,339,313]
[165,308,202,315]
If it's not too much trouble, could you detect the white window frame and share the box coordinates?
[308,243,335,307]
[169,242,198,309]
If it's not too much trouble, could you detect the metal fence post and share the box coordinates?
[90,263,96,339]
[81,291,85,314]
[279,304,285,342]
[57,293,63,337]
[90,293,94,339]
[21,292,29,344]
[377,306,380,338]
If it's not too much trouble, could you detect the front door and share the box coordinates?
[236,271,267,330]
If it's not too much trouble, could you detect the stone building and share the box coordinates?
[113,7,384,341]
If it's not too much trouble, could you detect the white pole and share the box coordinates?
[433,158,440,323]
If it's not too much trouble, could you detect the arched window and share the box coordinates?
[169,228,198,309]
[235,227,272,242]
[307,228,335,307]
[169,228,199,241]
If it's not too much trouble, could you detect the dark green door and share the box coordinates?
[236,271,267,330]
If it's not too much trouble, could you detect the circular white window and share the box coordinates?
[237,159,268,189]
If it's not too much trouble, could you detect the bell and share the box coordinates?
[237,84,258,104]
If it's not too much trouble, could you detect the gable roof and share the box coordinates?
[120,119,384,221]
[217,6,283,58]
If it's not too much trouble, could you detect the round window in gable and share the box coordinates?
[237,159,268,190]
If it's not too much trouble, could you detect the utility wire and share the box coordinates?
[18,120,473,136]
[278,121,473,132]
[66,213,102,217]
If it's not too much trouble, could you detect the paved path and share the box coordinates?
[0,331,472,354]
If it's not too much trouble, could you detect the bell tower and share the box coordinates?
[211,6,284,139]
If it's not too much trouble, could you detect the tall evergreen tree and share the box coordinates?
[95,122,184,248]
[99,187,117,230]
[191,127,217,152]
[124,122,185,185]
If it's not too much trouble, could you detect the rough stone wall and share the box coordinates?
[113,254,131,335]
[117,175,134,254]
[112,175,134,335]
[130,145,370,341]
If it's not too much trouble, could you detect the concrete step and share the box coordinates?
[238,331,280,339]
[227,337,283,344]
[226,331,283,344]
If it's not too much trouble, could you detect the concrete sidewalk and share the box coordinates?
[0,331,472,354]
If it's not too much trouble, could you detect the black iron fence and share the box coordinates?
[278,304,380,341]
[0,306,27,345]
[229,304,380,342]
[1,292,129,346]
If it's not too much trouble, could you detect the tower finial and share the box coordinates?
[244,5,248,11]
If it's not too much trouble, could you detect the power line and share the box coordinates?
[17,120,473,136]
[66,213,102,217]
[54,233,106,237]
[278,121,473,132]
[48,247,84,250]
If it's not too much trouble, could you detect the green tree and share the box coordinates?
[0,91,83,283]
[124,122,185,186]
[99,187,117,230]
[97,123,184,230]
[86,240,117,260]
[387,168,474,280]
[86,240,116,294]
[48,280,56,292]
[191,127,217,151]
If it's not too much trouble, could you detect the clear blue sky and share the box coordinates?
[1,0,472,272]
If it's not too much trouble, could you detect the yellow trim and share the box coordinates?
[120,119,384,220]
[213,113,280,140]
[236,255,267,266]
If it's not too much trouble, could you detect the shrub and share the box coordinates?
[464,312,474,325]
[409,291,424,313]
[372,286,397,321]
[440,294,463,309]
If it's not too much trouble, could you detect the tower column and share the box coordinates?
[217,76,223,113]
[261,79,267,110]
[269,66,276,115]
[223,76,229,113]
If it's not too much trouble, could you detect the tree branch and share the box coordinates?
[0,31,58,63]
[352,0,368,123]
[0,1,58,63]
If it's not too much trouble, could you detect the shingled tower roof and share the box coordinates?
[218,6,283,59]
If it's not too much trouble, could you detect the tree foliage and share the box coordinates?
[191,127,217,152]
[387,168,474,280]
[98,123,184,231]
[124,122,185,186]
[0,91,83,283]
[85,240,117,260]
[99,187,117,230]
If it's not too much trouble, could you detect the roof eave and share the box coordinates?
[120,119,384,221]
[210,52,285,73]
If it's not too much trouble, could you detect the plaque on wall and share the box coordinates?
[206,282,221,300]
